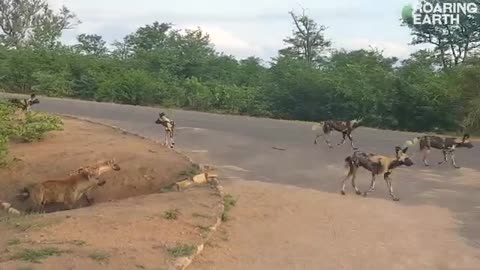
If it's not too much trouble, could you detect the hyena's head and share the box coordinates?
[75,159,121,177]
[99,159,121,172]
[457,134,474,149]
[79,170,107,186]
[395,146,414,167]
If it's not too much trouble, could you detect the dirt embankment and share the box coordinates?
[0,117,224,270]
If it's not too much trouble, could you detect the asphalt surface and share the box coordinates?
[3,93,480,247]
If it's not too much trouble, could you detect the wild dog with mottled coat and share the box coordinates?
[18,161,121,212]
[8,94,40,112]
[313,119,363,150]
[403,134,473,169]
[341,146,413,201]
[155,112,175,148]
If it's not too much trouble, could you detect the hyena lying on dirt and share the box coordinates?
[313,119,363,150]
[8,94,40,112]
[341,146,413,201]
[403,134,474,169]
[18,160,121,212]
[155,112,176,148]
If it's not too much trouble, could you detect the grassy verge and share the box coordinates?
[0,100,63,166]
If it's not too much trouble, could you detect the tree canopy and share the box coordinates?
[0,2,479,133]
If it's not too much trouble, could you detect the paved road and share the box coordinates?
[4,94,480,247]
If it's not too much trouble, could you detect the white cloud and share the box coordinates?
[335,38,415,59]
[181,24,265,58]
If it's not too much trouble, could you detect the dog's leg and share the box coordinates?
[338,132,347,146]
[341,167,355,195]
[170,131,175,149]
[438,150,448,165]
[164,131,168,147]
[341,174,350,195]
[314,133,322,145]
[422,148,430,167]
[325,131,333,148]
[348,133,358,150]
[384,173,399,201]
[363,173,377,197]
[450,151,460,169]
[350,167,361,195]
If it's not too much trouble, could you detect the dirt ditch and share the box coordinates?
[0,117,224,270]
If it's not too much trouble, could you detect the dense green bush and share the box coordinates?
[0,10,478,133]
[0,102,64,165]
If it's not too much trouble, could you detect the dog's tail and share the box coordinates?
[402,136,422,150]
[16,187,30,201]
[312,122,324,131]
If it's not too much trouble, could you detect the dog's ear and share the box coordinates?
[463,134,470,141]
[402,147,408,154]
[395,146,401,156]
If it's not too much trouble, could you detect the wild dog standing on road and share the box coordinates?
[341,146,413,201]
[403,134,474,169]
[17,167,119,213]
[8,94,40,112]
[155,112,175,148]
[313,119,363,150]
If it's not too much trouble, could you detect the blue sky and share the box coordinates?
[48,0,420,60]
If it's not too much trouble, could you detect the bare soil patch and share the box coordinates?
[192,179,480,270]
[0,117,223,270]
[0,117,195,211]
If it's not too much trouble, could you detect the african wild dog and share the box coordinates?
[403,134,474,169]
[313,119,363,149]
[8,94,40,112]
[155,112,175,149]
[341,146,413,201]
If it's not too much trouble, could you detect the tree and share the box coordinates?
[402,0,480,69]
[127,21,173,52]
[74,34,107,55]
[111,36,132,60]
[0,0,79,49]
[279,10,331,64]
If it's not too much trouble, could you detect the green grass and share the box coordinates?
[17,266,34,270]
[7,239,21,246]
[167,244,196,258]
[196,225,211,238]
[88,250,110,263]
[192,212,211,219]
[160,184,176,193]
[222,194,237,222]
[11,247,68,263]
[71,240,86,246]
[177,164,201,179]
[0,214,61,232]
[163,209,180,220]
